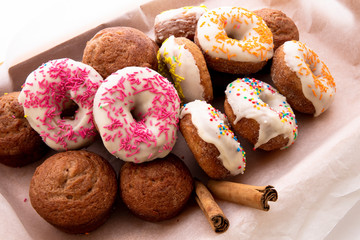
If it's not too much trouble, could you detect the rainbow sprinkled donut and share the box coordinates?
[93,67,181,163]
[224,78,298,151]
[18,58,103,151]
[195,7,274,74]
[180,100,246,179]
[271,40,336,116]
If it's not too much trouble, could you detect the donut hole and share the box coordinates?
[130,106,146,122]
[224,23,253,42]
[60,99,79,120]
[225,29,243,41]
[305,58,321,77]
[259,91,281,110]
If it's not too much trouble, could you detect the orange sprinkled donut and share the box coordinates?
[195,7,274,74]
[271,40,336,116]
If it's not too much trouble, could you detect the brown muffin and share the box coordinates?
[271,45,315,114]
[253,8,299,50]
[82,27,159,79]
[119,154,193,222]
[180,114,230,179]
[0,92,48,167]
[157,36,213,103]
[29,150,118,234]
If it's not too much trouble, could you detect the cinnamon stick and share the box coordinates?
[194,180,229,233]
[207,180,278,211]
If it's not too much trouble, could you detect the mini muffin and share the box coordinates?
[82,27,159,79]
[0,92,48,167]
[119,154,193,222]
[253,8,299,50]
[29,150,118,234]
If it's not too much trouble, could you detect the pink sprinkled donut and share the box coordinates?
[93,66,181,163]
[18,58,103,150]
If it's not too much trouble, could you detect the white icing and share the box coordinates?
[180,100,246,175]
[18,58,103,150]
[93,67,181,163]
[155,5,207,25]
[158,35,204,102]
[283,40,336,117]
[225,78,298,149]
[196,7,274,62]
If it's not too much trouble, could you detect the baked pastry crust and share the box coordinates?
[29,150,118,234]
[120,153,193,222]
[253,8,299,50]
[0,92,48,167]
[83,27,159,78]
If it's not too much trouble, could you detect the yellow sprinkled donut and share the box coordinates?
[195,7,274,74]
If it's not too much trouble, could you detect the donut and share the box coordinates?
[120,153,193,222]
[157,36,213,103]
[93,66,181,163]
[253,8,299,50]
[195,7,274,74]
[29,150,117,234]
[224,78,298,151]
[82,27,159,79]
[180,100,246,179]
[271,40,336,116]
[154,5,207,45]
[18,58,103,151]
[0,92,48,167]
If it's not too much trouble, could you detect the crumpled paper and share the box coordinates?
[1,0,360,239]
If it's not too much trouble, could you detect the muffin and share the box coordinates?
[253,8,299,50]
[82,27,159,78]
[120,153,194,222]
[0,92,48,167]
[29,150,118,234]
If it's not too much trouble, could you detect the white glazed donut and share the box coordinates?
[271,40,336,116]
[18,58,103,150]
[157,36,213,103]
[154,5,207,44]
[180,100,246,178]
[93,66,181,163]
[224,78,298,150]
[195,7,274,74]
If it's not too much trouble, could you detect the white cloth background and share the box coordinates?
[0,0,359,239]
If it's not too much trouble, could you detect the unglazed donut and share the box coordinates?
[93,66,181,163]
[18,58,103,151]
[180,100,246,179]
[224,78,298,151]
[195,7,274,74]
[154,5,207,45]
[157,36,213,103]
[82,27,159,79]
[253,8,299,50]
[271,40,336,116]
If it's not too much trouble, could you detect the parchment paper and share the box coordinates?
[1,0,360,239]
